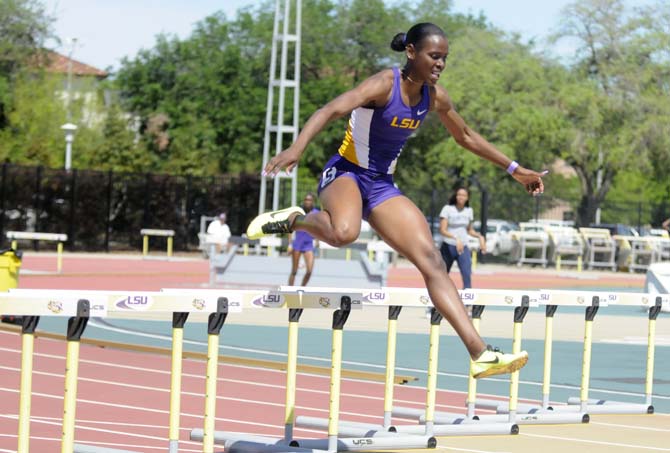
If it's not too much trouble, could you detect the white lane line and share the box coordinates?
[591,421,670,432]
[0,430,204,453]
[521,432,670,451]
[437,445,511,453]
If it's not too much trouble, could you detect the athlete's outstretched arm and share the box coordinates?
[434,86,547,195]
[264,70,393,176]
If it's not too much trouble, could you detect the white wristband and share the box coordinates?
[506,161,519,175]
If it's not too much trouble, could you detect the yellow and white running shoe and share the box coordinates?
[246,206,305,240]
[471,345,528,379]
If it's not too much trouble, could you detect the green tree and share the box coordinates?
[0,0,54,128]
[551,0,670,225]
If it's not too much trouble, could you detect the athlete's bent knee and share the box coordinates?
[329,225,359,247]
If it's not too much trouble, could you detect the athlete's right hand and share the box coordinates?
[263,147,301,177]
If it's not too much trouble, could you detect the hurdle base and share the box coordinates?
[475,398,553,414]
[190,429,297,446]
[473,412,589,425]
[74,443,141,453]
[393,406,473,425]
[393,422,518,436]
[294,435,437,450]
[225,440,327,453]
[565,397,654,414]
[295,415,398,436]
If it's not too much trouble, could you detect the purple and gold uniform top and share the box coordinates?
[337,67,430,174]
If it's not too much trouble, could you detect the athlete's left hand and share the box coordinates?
[511,167,548,196]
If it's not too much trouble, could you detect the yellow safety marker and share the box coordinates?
[17,317,39,453]
[169,313,188,453]
[284,308,303,441]
[471,249,477,271]
[143,235,149,257]
[202,299,228,453]
[60,300,90,453]
[167,236,173,258]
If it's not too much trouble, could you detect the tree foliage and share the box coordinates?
[1,0,668,226]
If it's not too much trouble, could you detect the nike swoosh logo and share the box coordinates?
[417,108,428,115]
[478,357,499,364]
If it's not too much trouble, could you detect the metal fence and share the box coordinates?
[0,163,261,252]
[1,163,667,252]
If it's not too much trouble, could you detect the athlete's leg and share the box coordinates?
[288,249,301,285]
[291,177,363,247]
[301,250,315,286]
[368,196,486,359]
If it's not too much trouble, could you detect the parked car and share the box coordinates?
[429,217,518,256]
[473,220,519,255]
[589,223,639,237]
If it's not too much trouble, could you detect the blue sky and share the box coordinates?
[42,0,653,71]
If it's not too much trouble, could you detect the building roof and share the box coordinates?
[38,50,108,79]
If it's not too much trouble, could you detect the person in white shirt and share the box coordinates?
[439,187,486,289]
[206,212,231,253]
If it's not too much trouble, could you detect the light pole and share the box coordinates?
[61,123,77,170]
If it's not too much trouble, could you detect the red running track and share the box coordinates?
[0,328,500,452]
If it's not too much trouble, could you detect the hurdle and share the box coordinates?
[195,286,436,452]
[140,228,175,258]
[391,288,528,433]
[6,230,67,272]
[561,292,668,414]
[0,289,107,453]
[3,287,256,453]
[291,288,517,437]
[473,289,593,424]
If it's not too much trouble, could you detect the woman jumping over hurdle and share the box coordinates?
[247,22,547,378]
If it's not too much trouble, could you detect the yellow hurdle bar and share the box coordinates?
[424,309,442,435]
[60,300,90,453]
[576,296,600,413]
[284,309,302,442]
[466,309,482,419]
[167,236,174,258]
[17,317,39,453]
[508,321,523,418]
[202,300,228,453]
[327,297,351,452]
[382,306,401,428]
[542,306,557,409]
[57,242,64,272]
[169,313,188,453]
[142,235,149,256]
[61,341,81,453]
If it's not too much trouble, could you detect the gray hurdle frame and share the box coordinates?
[293,287,516,437]
[478,290,666,417]
[562,292,667,414]
[391,288,535,432]
[193,286,436,453]
[473,290,593,424]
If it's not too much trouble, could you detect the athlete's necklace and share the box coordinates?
[401,70,421,85]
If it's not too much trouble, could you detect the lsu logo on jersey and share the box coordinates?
[390,116,421,129]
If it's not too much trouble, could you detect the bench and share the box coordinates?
[140,229,175,258]
[6,231,67,272]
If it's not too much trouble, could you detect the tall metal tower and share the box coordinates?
[258,0,302,214]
